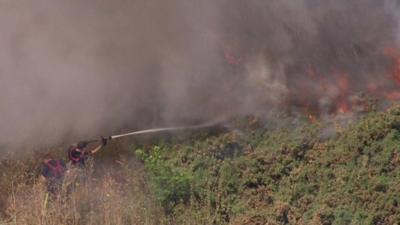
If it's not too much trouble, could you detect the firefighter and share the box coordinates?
[41,156,67,195]
[67,137,107,166]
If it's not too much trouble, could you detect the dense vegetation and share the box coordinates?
[138,107,400,224]
[2,106,400,224]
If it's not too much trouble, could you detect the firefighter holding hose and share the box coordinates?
[40,122,220,198]
[67,136,108,166]
[40,137,107,194]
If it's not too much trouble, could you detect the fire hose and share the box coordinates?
[83,119,226,144]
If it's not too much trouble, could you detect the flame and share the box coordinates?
[391,56,400,86]
[337,102,350,114]
[304,103,319,123]
[337,74,349,90]
[302,67,353,116]
[384,47,400,58]
[384,47,400,84]
[335,73,351,114]
[384,91,400,100]
[307,113,319,123]
[223,45,400,120]
[384,47,400,100]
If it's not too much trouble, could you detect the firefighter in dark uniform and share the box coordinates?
[41,157,67,195]
[67,137,107,166]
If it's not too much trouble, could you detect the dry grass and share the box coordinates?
[1,155,164,225]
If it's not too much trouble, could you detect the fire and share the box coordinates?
[222,44,400,120]
[384,47,400,58]
[337,74,349,90]
[392,58,400,86]
[336,74,350,114]
[384,47,400,100]
[385,47,400,86]
[385,91,400,100]
[299,67,353,119]
[337,102,350,114]
[307,113,319,124]
[293,58,400,119]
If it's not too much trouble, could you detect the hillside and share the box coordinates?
[138,107,400,224]
[2,107,400,224]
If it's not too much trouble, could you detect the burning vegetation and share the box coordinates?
[2,1,400,225]
[217,0,400,123]
[222,42,400,123]
[1,0,400,148]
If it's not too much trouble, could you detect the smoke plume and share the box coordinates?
[0,0,399,149]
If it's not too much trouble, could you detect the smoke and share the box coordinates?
[0,0,399,149]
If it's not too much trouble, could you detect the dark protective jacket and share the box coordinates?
[68,146,89,166]
[41,159,67,194]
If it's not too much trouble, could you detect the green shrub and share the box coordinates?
[136,146,193,212]
[137,107,400,224]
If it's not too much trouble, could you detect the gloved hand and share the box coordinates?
[100,136,108,146]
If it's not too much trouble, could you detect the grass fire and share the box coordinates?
[2,1,400,225]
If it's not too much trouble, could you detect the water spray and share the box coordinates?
[84,119,226,144]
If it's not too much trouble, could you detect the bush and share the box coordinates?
[138,107,400,224]
[136,146,193,212]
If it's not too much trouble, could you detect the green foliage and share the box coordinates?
[136,146,192,212]
[138,107,400,224]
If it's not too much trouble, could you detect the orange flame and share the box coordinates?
[385,91,400,100]
[307,113,319,123]
[392,58,400,86]
[383,47,400,100]
[336,73,350,114]
[337,102,350,114]
[223,45,400,120]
